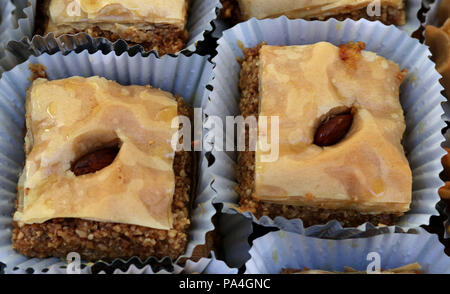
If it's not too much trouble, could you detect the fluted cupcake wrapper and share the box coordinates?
[0,0,33,74]
[213,0,422,39]
[219,212,425,268]
[6,252,237,274]
[244,228,450,274]
[101,253,237,274]
[437,200,450,239]
[5,0,220,63]
[440,129,450,239]
[425,0,442,26]
[203,17,446,267]
[422,0,450,241]
[0,49,216,274]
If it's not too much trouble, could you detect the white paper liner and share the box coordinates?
[5,252,238,274]
[436,200,450,239]
[218,213,253,269]
[5,0,219,59]
[213,0,422,39]
[422,0,450,240]
[101,253,238,274]
[0,0,33,73]
[205,17,446,233]
[425,0,442,26]
[0,1,16,50]
[244,228,450,274]
[445,218,450,238]
[440,129,450,239]
[219,211,425,268]
[0,49,216,274]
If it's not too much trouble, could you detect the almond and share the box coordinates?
[314,113,353,147]
[71,147,119,176]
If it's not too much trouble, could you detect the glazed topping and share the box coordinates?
[237,0,404,20]
[255,42,411,214]
[14,76,179,230]
[48,0,188,28]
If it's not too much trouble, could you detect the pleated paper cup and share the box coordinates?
[0,0,17,64]
[7,254,237,274]
[0,0,34,73]
[244,228,450,274]
[0,49,216,274]
[218,212,424,268]
[425,0,442,26]
[440,129,450,239]
[214,0,422,38]
[101,254,238,274]
[6,0,220,60]
[205,17,446,236]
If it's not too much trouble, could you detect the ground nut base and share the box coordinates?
[71,26,188,56]
[12,99,194,262]
[236,45,400,228]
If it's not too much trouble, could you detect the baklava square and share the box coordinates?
[12,76,193,261]
[38,0,189,55]
[237,42,412,227]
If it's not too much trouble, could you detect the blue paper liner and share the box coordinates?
[0,0,33,73]
[245,228,450,274]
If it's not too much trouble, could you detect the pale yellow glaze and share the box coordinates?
[14,76,179,230]
[255,43,412,214]
[237,0,403,20]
